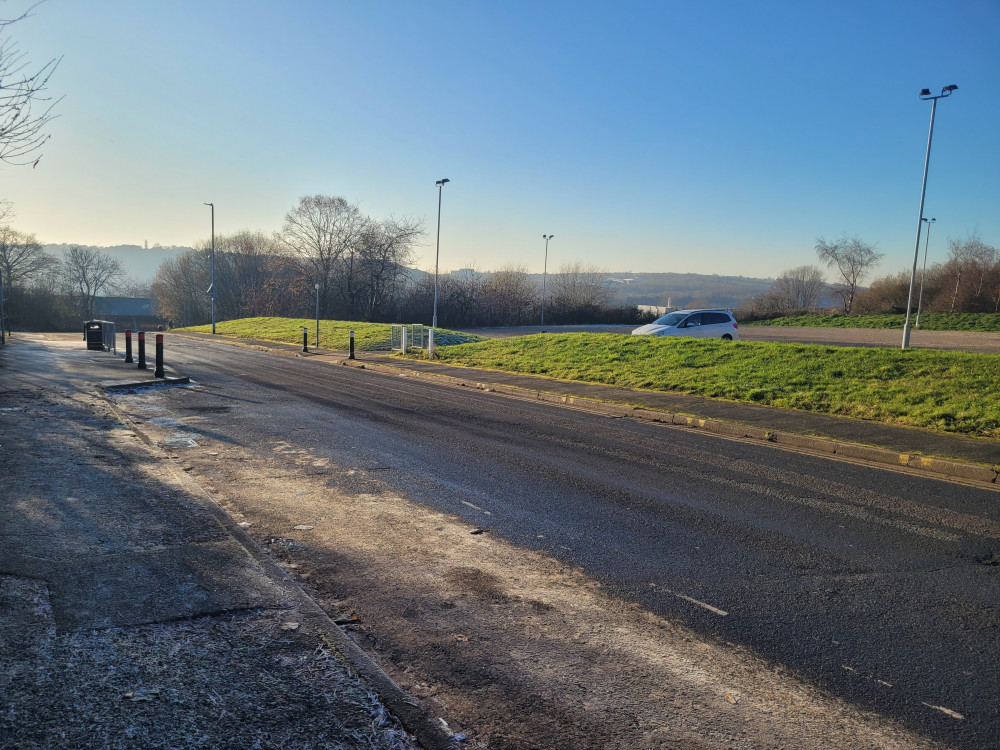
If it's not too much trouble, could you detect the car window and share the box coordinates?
[704,312,730,325]
[683,314,701,327]
[653,312,687,326]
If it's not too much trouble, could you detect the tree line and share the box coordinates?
[0,194,647,333]
[742,233,1000,319]
[153,195,642,328]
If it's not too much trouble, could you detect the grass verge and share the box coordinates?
[431,333,1000,438]
[746,312,1000,331]
[177,318,482,351]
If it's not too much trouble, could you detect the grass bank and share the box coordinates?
[431,334,1000,438]
[178,318,483,351]
[746,312,1000,331]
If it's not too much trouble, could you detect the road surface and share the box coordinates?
[103,334,999,749]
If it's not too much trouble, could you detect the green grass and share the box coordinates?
[176,317,482,351]
[746,312,1000,331]
[430,333,1000,438]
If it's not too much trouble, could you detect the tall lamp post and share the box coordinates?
[432,178,450,329]
[902,84,957,350]
[915,217,935,329]
[541,234,554,326]
[204,202,216,334]
[0,268,6,346]
[314,283,320,347]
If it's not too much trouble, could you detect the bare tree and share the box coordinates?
[151,251,210,327]
[275,195,363,317]
[210,230,282,320]
[481,265,537,326]
[108,275,152,299]
[815,235,883,314]
[0,3,61,167]
[548,262,614,322]
[60,246,125,318]
[769,265,826,311]
[0,224,53,290]
[942,234,998,312]
[338,215,423,320]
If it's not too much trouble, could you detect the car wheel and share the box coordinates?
[721,334,733,340]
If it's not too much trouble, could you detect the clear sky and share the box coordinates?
[4,0,998,279]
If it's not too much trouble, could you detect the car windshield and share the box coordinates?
[652,312,688,326]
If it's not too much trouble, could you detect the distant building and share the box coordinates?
[91,297,167,331]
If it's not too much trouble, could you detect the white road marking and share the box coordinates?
[922,703,965,720]
[461,500,493,515]
[673,592,729,616]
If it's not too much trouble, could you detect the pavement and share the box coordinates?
[0,333,453,750]
[0,329,997,749]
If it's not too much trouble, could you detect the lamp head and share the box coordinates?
[942,84,958,94]
[919,88,932,98]
[436,178,450,187]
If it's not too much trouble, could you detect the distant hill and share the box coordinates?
[44,244,192,283]
[39,247,781,310]
[604,272,775,309]
[517,271,775,310]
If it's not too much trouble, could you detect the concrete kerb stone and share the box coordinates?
[832,442,912,469]
[905,455,999,484]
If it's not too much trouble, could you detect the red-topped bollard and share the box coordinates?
[154,334,165,378]
[124,329,134,363]
[137,331,147,370]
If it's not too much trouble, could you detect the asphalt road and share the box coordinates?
[159,336,1000,748]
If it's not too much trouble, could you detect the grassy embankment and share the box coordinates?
[178,317,482,350]
[746,312,1000,331]
[431,333,1000,439]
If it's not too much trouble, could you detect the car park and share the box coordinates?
[631,309,739,340]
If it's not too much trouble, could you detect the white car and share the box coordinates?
[631,309,739,340]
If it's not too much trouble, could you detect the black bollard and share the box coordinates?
[137,331,147,370]
[349,329,355,360]
[154,333,165,378]
[124,329,133,363]
[302,327,308,353]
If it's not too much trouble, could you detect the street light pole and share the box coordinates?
[915,217,935,329]
[902,85,957,350]
[204,202,216,334]
[0,268,5,346]
[432,178,450,329]
[314,283,320,348]
[541,234,554,326]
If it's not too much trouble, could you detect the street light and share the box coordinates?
[541,234,554,326]
[314,283,320,347]
[902,84,957,349]
[432,178,450,329]
[0,268,6,346]
[204,202,216,334]
[915,217,936,329]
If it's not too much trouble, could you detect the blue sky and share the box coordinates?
[4,0,998,279]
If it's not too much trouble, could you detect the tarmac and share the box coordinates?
[1,330,997,749]
[177,330,1000,485]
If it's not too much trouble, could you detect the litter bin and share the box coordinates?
[84,320,115,352]
[84,321,104,350]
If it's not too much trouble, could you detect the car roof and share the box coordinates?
[672,309,731,314]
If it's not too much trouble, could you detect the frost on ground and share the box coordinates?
[0,576,417,750]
